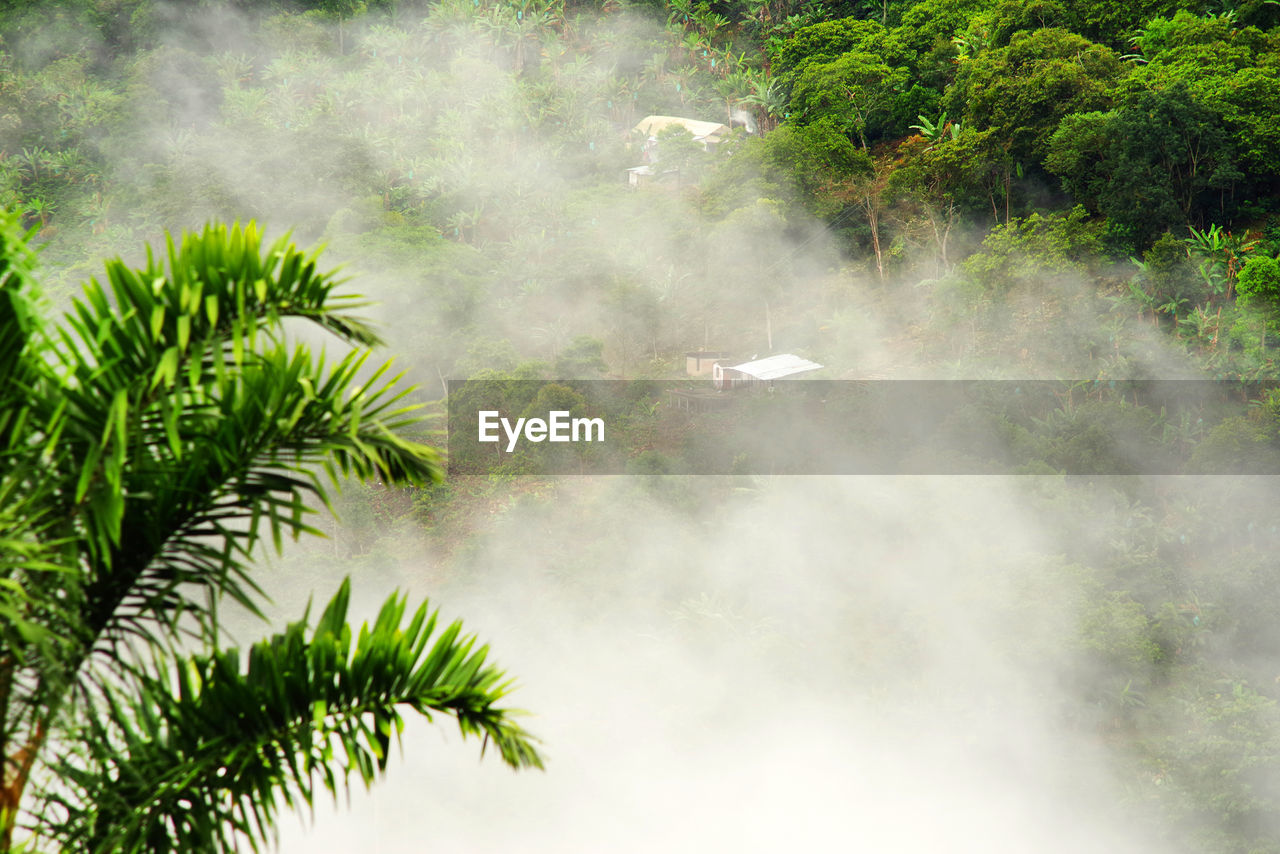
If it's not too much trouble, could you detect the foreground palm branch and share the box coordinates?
[41,579,542,852]
[0,214,541,851]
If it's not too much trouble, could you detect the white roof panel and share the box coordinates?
[728,353,823,380]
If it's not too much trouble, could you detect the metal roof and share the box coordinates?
[728,354,823,380]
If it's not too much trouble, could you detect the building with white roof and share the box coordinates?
[713,354,823,389]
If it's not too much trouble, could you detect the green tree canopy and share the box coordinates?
[959,205,1104,294]
[771,16,917,145]
[1236,255,1280,312]
[789,49,911,148]
[892,0,994,55]
[1046,82,1242,248]
[1123,13,1280,185]
[944,27,1124,166]
[770,16,913,80]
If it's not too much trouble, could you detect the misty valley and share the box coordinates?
[3,0,1280,851]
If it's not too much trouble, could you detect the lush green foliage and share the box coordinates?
[0,213,540,851]
[42,579,540,851]
[3,0,1280,849]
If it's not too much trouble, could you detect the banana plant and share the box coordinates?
[15,148,50,184]
[1158,294,1190,329]
[909,112,960,147]
[1187,223,1258,300]
[739,70,786,132]
[906,113,957,143]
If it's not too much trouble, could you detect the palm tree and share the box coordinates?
[0,214,542,852]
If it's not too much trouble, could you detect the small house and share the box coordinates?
[627,116,731,187]
[686,350,732,377]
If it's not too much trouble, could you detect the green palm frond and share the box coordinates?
[0,219,507,852]
[19,222,442,661]
[40,578,542,853]
[79,340,440,656]
[0,207,42,450]
[0,207,80,723]
[0,473,74,684]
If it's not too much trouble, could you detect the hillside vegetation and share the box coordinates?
[6,0,1280,850]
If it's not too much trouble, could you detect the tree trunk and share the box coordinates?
[1,719,47,852]
[865,199,883,282]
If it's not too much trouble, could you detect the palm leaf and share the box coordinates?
[17,223,442,664]
[39,579,542,854]
[0,220,472,849]
[2,220,537,854]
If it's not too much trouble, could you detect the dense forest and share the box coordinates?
[5,0,1280,849]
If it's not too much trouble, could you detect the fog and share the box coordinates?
[11,2,1280,851]
[259,476,1164,852]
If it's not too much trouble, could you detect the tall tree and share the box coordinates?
[789,50,907,149]
[1046,82,1241,248]
[0,212,542,852]
[944,27,1123,167]
[773,18,915,147]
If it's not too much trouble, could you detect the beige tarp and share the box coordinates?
[634,115,730,141]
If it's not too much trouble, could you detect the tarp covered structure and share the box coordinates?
[634,115,730,143]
